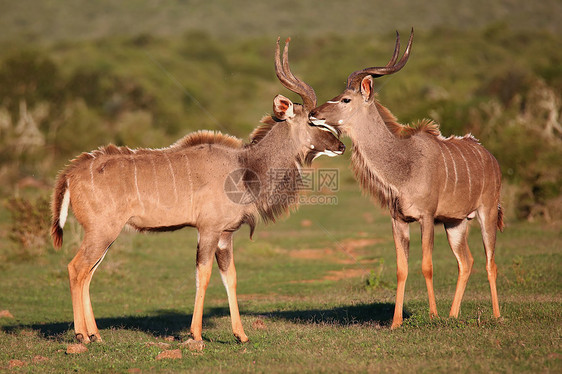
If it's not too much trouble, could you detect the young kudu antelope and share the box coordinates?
[51,38,344,344]
[310,29,504,328]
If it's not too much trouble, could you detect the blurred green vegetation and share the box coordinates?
[1,25,560,223]
[1,0,561,43]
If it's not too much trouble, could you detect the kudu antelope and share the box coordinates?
[51,38,344,344]
[310,29,504,328]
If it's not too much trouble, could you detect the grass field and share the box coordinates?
[1,155,560,373]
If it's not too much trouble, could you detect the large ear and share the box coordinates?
[360,75,374,101]
[273,94,295,120]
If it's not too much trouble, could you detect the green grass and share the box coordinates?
[1,158,560,372]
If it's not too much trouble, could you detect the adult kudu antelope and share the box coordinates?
[51,38,344,344]
[310,29,504,328]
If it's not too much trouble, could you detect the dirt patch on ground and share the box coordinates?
[289,248,335,260]
[289,268,371,284]
[283,237,384,284]
[288,237,382,265]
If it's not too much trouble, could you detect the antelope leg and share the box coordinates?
[477,207,501,318]
[445,219,473,318]
[190,229,220,342]
[391,218,410,329]
[420,217,438,319]
[216,232,248,343]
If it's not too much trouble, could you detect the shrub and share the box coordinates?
[4,196,51,258]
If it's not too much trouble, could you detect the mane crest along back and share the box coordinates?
[172,130,243,149]
[375,100,440,139]
[248,116,277,145]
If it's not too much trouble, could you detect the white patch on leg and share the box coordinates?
[220,271,230,297]
[218,237,229,251]
[59,189,70,228]
[89,245,110,274]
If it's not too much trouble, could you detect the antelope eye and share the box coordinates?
[341,98,351,103]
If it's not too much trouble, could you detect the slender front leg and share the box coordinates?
[216,232,248,343]
[391,218,410,329]
[420,217,438,319]
[445,219,473,318]
[190,229,220,342]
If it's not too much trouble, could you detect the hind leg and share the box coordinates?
[82,240,115,342]
[445,219,473,317]
[68,229,120,343]
[68,249,90,343]
[477,207,501,318]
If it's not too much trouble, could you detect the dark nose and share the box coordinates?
[338,142,346,153]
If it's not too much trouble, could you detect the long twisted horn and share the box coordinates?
[346,28,414,90]
[275,37,317,111]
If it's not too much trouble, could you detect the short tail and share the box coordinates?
[497,204,505,232]
[51,173,70,249]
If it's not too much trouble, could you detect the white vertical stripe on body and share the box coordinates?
[132,158,145,211]
[164,153,178,203]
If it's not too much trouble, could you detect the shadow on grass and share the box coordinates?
[250,302,409,327]
[1,303,408,341]
[0,310,196,341]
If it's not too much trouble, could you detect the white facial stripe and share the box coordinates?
[310,117,339,137]
[310,118,325,126]
[321,123,338,137]
[327,100,339,104]
[313,150,342,160]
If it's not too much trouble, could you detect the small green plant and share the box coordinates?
[4,195,51,258]
[511,255,538,286]
[364,258,386,291]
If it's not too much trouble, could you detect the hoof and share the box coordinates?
[75,333,90,344]
[89,334,102,343]
[236,335,249,344]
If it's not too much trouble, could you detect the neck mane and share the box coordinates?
[375,100,440,139]
[240,118,305,223]
[350,100,440,216]
[172,130,243,149]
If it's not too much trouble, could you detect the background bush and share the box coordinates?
[0,1,560,257]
